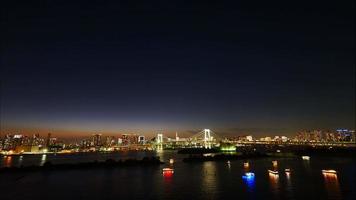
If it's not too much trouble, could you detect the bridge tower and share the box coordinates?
[204,129,212,149]
[155,133,164,152]
[156,133,163,144]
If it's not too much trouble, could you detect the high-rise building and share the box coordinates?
[121,134,139,145]
[46,133,52,148]
[138,135,145,144]
[92,134,102,147]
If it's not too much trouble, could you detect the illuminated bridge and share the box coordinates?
[155,129,222,149]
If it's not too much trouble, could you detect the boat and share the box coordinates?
[162,168,174,175]
[242,172,255,179]
[322,170,337,174]
[268,170,279,175]
[244,172,255,177]
[285,168,291,172]
[169,158,174,164]
[244,162,249,168]
[227,160,231,164]
[272,160,278,167]
[302,156,310,160]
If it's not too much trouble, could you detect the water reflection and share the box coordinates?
[285,170,293,199]
[155,145,164,161]
[202,162,217,197]
[40,154,47,166]
[163,169,174,185]
[286,171,291,180]
[323,173,341,199]
[242,173,255,192]
[303,159,311,174]
[227,161,231,170]
[18,155,23,166]
[269,173,280,197]
[4,156,12,167]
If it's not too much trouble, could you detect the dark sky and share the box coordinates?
[1,1,355,137]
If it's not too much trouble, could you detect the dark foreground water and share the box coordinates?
[0,152,355,200]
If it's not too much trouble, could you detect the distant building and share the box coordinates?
[336,129,355,142]
[105,136,116,147]
[91,134,102,147]
[138,136,145,144]
[121,134,139,145]
[46,133,51,148]
[15,145,40,153]
[281,136,288,142]
[246,135,253,142]
[260,137,272,142]
[117,138,123,145]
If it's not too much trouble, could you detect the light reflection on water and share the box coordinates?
[4,156,12,167]
[202,162,217,197]
[242,174,255,192]
[40,154,47,166]
[0,153,354,200]
[303,159,311,174]
[286,171,294,199]
[323,173,341,199]
[18,156,23,167]
[269,173,280,197]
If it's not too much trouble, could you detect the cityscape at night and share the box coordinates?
[0,128,355,154]
[1,0,355,200]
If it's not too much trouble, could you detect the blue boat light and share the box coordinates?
[242,172,255,179]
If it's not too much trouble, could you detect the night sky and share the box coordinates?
[1,1,355,138]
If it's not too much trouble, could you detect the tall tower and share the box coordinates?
[204,129,212,149]
[46,133,51,148]
[157,133,163,144]
[92,134,102,147]
[204,129,211,142]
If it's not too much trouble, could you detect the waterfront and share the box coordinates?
[0,152,355,200]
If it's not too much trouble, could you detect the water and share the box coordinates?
[0,152,355,200]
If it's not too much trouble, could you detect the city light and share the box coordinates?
[220,146,236,152]
[0,128,355,155]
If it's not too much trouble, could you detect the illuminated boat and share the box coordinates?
[244,162,249,168]
[302,156,310,160]
[162,168,174,173]
[268,170,279,175]
[162,168,174,177]
[242,172,255,179]
[169,158,174,164]
[272,160,278,167]
[322,170,337,174]
[227,160,231,164]
[285,168,291,172]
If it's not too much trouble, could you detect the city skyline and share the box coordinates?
[1,128,354,155]
[1,127,354,139]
